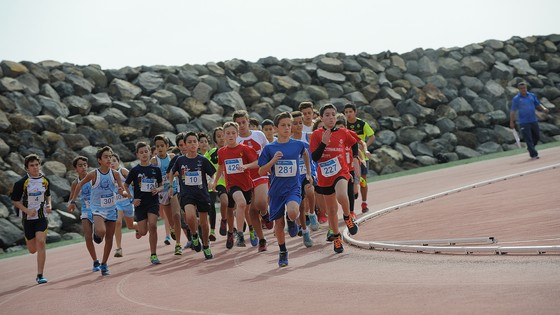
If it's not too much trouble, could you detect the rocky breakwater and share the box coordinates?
[1,34,560,252]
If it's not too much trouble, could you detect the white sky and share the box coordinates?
[1,0,559,69]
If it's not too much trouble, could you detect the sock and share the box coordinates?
[302,227,309,233]
[279,243,287,252]
[259,238,266,245]
[192,233,198,239]
[343,215,349,220]
[203,245,209,249]
[151,253,156,256]
[37,274,42,278]
[210,229,215,234]
[249,225,254,232]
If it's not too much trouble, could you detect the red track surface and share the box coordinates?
[1,147,559,315]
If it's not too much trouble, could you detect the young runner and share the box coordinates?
[111,153,137,257]
[309,104,359,253]
[311,118,328,224]
[124,142,163,265]
[299,101,315,133]
[343,103,375,213]
[336,114,363,221]
[233,110,272,252]
[11,154,52,284]
[258,112,311,266]
[68,156,100,272]
[198,132,217,242]
[151,135,182,254]
[261,119,277,143]
[291,111,319,236]
[211,122,259,249]
[68,146,129,275]
[205,127,229,239]
[170,132,216,259]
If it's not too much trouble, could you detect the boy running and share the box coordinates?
[170,132,216,259]
[343,103,375,213]
[211,122,259,249]
[299,101,315,133]
[68,146,129,275]
[233,110,272,252]
[125,142,163,264]
[309,104,359,254]
[205,127,229,239]
[111,153,137,257]
[258,112,311,266]
[68,156,100,272]
[11,154,52,284]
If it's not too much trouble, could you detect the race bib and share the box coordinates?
[225,158,243,174]
[141,178,156,192]
[100,194,115,207]
[28,191,44,206]
[184,171,203,186]
[275,160,297,177]
[299,158,307,175]
[319,157,342,178]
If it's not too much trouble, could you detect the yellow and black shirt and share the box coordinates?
[10,174,51,221]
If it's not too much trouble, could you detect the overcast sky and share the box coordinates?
[1,0,558,69]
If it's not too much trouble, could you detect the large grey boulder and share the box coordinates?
[0,218,23,248]
[455,145,482,159]
[66,74,94,96]
[508,58,537,75]
[133,72,164,94]
[109,78,142,100]
[212,91,246,112]
[317,69,346,84]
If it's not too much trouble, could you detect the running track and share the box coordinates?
[1,147,559,315]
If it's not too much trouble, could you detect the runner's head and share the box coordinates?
[135,142,151,163]
[223,122,240,147]
[232,110,250,136]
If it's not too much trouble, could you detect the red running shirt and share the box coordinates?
[309,128,358,187]
[237,130,268,181]
[217,144,258,192]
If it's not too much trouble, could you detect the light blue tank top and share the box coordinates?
[115,168,132,207]
[90,169,117,212]
[79,177,92,211]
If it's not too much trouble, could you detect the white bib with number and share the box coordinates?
[141,178,156,192]
[225,158,243,174]
[318,157,342,178]
[27,190,44,207]
[275,160,297,177]
[299,158,307,175]
[100,194,115,207]
[184,171,202,186]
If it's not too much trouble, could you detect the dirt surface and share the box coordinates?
[1,147,559,315]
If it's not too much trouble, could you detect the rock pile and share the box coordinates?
[1,34,559,252]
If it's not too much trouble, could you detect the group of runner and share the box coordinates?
[10,101,376,283]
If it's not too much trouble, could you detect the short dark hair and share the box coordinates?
[273,112,293,127]
[153,134,170,146]
[72,156,88,168]
[24,154,41,169]
[96,146,113,160]
[343,103,357,112]
[212,127,223,143]
[336,113,347,126]
[298,101,314,111]
[223,121,239,132]
[249,117,260,128]
[185,131,198,140]
[232,110,249,121]
[135,141,149,153]
[319,103,337,116]
[291,111,303,119]
[175,132,185,146]
[261,119,274,128]
[198,132,209,142]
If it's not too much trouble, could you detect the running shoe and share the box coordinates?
[258,239,267,252]
[236,232,246,247]
[287,219,299,238]
[318,214,328,224]
[36,275,48,284]
[261,212,274,230]
[183,240,193,250]
[209,232,217,242]
[344,215,359,235]
[326,229,336,242]
[361,202,369,213]
[93,232,102,244]
[192,236,202,252]
[92,260,100,272]
[164,235,171,245]
[150,255,161,265]
[219,219,227,236]
[350,211,357,220]
[174,243,183,255]
[303,231,314,248]
[226,232,234,249]
[278,251,288,267]
[333,234,344,253]
[249,229,258,247]
[114,248,123,257]
[170,228,176,241]
[308,213,319,231]
[100,263,110,276]
[203,246,213,260]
